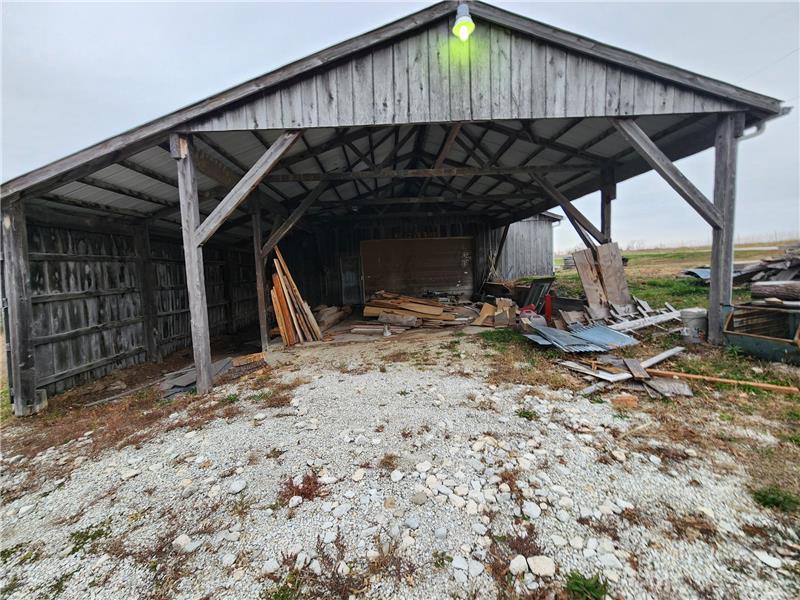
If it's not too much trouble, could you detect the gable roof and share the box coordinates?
[1,0,783,200]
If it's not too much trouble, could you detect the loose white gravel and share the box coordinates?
[0,331,797,599]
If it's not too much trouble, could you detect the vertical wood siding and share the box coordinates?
[186,20,740,133]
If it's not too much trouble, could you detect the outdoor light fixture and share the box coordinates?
[452,3,475,42]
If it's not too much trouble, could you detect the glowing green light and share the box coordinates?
[452,4,475,42]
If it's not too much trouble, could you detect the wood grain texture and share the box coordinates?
[173,134,213,394]
[2,201,41,414]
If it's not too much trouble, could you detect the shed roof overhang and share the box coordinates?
[2,1,788,243]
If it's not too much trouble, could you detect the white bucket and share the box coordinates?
[680,307,708,343]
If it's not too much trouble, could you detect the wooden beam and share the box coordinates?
[170,133,213,394]
[189,143,288,219]
[260,182,328,258]
[194,131,299,245]
[251,205,270,356]
[611,118,722,229]
[531,173,608,245]
[262,163,598,183]
[1,201,43,415]
[601,168,615,240]
[708,113,740,344]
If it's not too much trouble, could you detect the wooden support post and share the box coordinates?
[171,133,213,394]
[1,200,44,415]
[708,113,739,345]
[134,224,160,363]
[601,168,615,240]
[251,206,270,356]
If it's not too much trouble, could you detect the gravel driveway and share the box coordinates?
[1,330,797,599]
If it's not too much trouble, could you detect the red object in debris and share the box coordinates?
[519,304,538,318]
[544,293,553,322]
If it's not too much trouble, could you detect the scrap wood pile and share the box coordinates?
[683,245,800,285]
[564,346,800,398]
[270,247,322,347]
[312,304,353,331]
[357,291,474,334]
[735,246,800,283]
[562,242,680,332]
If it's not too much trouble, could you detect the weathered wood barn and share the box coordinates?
[0,1,788,415]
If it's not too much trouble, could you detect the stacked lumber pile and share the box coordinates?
[362,291,463,329]
[270,247,323,346]
[734,246,800,284]
[312,305,353,331]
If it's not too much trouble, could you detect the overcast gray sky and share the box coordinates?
[2,1,798,251]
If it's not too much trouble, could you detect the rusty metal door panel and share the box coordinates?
[360,237,473,299]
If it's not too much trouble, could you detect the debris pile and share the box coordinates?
[735,247,800,283]
[560,243,680,331]
[360,291,469,333]
[271,247,323,346]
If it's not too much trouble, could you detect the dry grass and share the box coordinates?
[251,376,308,408]
[667,512,717,544]
[275,472,326,507]
[378,453,399,472]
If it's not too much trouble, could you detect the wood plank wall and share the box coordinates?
[186,19,740,133]
[307,217,523,305]
[24,223,258,394]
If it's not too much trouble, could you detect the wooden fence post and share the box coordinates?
[171,134,213,393]
[1,200,44,415]
[708,113,739,344]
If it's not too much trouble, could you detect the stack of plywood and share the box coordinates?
[363,291,461,328]
[270,246,323,346]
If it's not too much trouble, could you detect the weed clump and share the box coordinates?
[565,571,608,599]
[276,472,325,507]
[69,519,111,554]
[752,485,799,512]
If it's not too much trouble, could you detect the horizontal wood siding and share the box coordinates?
[27,224,145,393]
[186,20,741,133]
[23,222,259,395]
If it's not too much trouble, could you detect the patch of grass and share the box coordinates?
[398,390,410,397]
[45,570,76,599]
[752,485,799,512]
[0,574,23,597]
[378,453,399,472]
[0,544,23,563]
[515,409,537,421]
[266,447,286,460]
[432,551,452,568]
[784,434,800,447]
[223,393,239,404]
[69,519,111,555]
[479,329,527,351]
[565,571,608,600]
[231,495,255,520]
